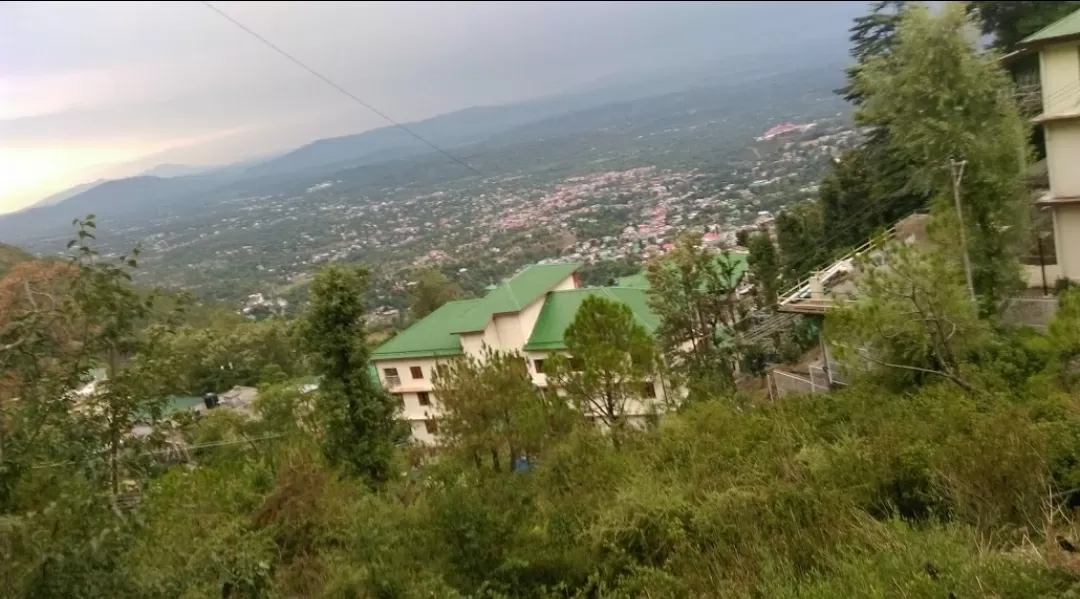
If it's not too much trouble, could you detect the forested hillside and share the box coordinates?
[6,2,1080,598]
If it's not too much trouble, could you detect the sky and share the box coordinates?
[0,1,868,214]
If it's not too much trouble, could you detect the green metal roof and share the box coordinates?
[164,395,205,416]
[614,251,749,291]
[523,287,660,351]
[1021,8,1080,46]
[370,299,480,360]
[452,263,581,332]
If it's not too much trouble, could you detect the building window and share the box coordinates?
[383,368,400,387]
[417,391,431,406]
[425,419,439,435]
[410,366,424,380]
[569,357,585,371]
[392,393,404,407]
[534,359,546,374]
[641,382,657,399]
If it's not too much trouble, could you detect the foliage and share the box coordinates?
[746,228,780,307]
[434,347,577,470]
[8,220,1080,599]
[577,257,643,287]
[547,296,662,439]
[773,201,826,286]
[408,268,465,320]
[969,1,1080,50]
[856,2,1031,312]
[149,318,306,395]
[645,231,742,400]
[838,0,910,105]
[826,243,988,393]
[299,264,399,484]
[1048,287,1080,391]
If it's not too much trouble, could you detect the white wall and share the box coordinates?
[552,275,579,292]
[1041,43,1080,117]
[372,356,448,437]
[1024,263,1062,288]
[1056,204,1080,281]
[1046,120,1080,199]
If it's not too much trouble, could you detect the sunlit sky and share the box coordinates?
[0,1,866,215]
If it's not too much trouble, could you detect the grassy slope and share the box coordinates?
[0,242,34,278]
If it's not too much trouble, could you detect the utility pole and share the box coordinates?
[949,159,977,305]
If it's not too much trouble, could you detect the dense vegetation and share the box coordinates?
[752,0,1070,307]
[6,2,1080,598]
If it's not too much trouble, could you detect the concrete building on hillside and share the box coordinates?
[371,257,748,445]
[1021,10,1080,284]
[371,263,668,444]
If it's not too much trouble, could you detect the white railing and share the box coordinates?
[776,226,898,306]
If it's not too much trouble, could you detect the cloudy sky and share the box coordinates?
[0,1,867,214]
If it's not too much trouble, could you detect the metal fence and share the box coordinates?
[770,369,820,399]
[809,364,830,391]
[1001,297,1059,331]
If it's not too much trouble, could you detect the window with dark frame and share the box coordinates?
[383,368,401,386]
[641,382,657,399]
[425,419,439,435]
[417,391,431,406]
[410,366,424,379]
[534,359,546,373]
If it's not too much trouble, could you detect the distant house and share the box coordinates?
[370,263,670,445]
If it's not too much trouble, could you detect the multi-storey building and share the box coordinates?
[371,263,676,444]
[371,255,750,444]
[1023,10,1080,283]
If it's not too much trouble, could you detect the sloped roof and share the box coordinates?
[1021,8,1080,46]
[370,299,480,360]
[523,287,659,351]
[452,263,581,332]
[615,251,749,290]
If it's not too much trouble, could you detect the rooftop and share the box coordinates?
[370,299,482,360]
[1020,8,1080,47]
[523,287,659,351]
[452,262,581,332]
[372,263,583,360]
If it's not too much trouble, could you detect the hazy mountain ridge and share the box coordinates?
[0,47,850,243]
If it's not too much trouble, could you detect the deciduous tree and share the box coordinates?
[435,347,575,471]
[825,243,988,393]
[856,2,1030,313]
[646,232,742,399]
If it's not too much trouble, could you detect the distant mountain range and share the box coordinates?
[0,40,851,244]
[139,163,216,179]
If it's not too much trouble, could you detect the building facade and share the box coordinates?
[371,263,675,444]
[1024,10,1080,283]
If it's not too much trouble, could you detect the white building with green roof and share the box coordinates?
[371,262,670,444]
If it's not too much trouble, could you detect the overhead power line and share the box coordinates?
[198,1,484,178]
